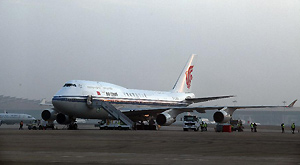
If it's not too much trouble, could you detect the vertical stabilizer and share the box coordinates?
[172,54,197,93]
[288,99,297,107]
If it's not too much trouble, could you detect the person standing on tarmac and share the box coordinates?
[291,123,296,134]
[281,123,285,133]
[200,121,204,132]
[250,123,254,132]
[253,123,257,132]
[19,121,23,130]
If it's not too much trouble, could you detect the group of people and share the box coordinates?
[281,123,296,134]
[249,122,297,133]
[250,123,257,132]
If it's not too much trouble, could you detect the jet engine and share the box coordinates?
[56,113,72,124]
[156,112,176,126]
[41,109,57,121]
[213,110,231,123]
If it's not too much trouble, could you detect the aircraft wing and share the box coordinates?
[184,95,235,103]
[121,105,277,116]
[122,99,297,116]
[121,106,224,117]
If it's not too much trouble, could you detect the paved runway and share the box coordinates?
[0,124,299,165]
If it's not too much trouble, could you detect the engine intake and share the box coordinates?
[41,109,57,121]
[213,110,231,123]
[56,113,72,124]
[156,112,176,126]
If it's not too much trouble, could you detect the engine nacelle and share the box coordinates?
[213,110,231,123]
[156,112,176,126]
[41,109,57,121]
[56,113,72,124]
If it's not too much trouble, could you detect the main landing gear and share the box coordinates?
[68,122,78,130]
[134,119,157,130]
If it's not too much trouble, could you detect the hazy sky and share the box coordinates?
[0,0,299,106]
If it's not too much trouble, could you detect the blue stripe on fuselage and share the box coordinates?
[52,96,187,107]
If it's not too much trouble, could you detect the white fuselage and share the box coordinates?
[0,113,36,125]
[52,80,195,120]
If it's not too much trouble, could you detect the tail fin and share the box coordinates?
[40,98,53,106]
[40,98,46,105]
[172,54,197,93]
[288,99,297,107]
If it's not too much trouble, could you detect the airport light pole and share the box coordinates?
[283,101,287,111]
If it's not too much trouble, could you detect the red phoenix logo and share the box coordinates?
[185,65,194,89]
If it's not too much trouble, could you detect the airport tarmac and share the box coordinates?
[0,124,299,165]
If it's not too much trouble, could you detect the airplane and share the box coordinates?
[0,111,36,126]
[41,54,297,129]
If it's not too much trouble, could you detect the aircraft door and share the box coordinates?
[86,95,93,108]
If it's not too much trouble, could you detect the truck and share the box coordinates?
[183,115,201,131]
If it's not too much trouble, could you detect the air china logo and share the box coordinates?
[185,65,194,89]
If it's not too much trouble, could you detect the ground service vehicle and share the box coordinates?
[27,120,55,130]
[230,119,244,132]
[183,115,201,131]
[95,119,130,130]
[27,120,40,130]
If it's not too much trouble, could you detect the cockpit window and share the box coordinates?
[63,83,77,87]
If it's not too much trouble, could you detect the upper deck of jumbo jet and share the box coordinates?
[54,80,126,96]
[54,80,195,101]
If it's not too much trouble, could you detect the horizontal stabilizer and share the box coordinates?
[185,95,235,104]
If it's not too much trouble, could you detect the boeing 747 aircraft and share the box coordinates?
[41,54,296,129]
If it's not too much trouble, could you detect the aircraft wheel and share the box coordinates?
[74,123,78,130]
